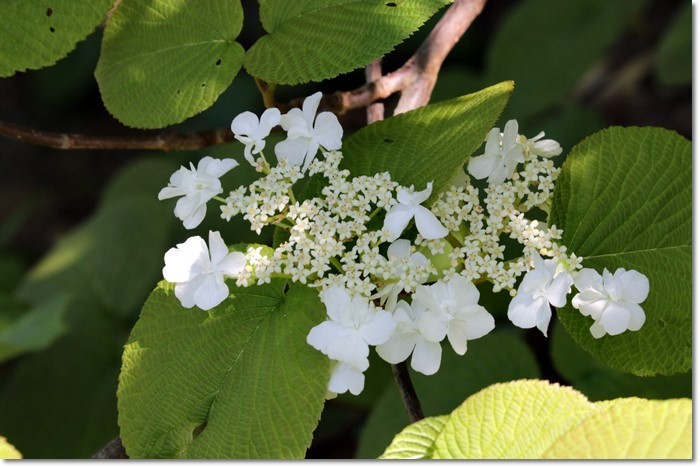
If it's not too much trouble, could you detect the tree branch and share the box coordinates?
[391,362,425,423]
[0,0,486,152]
[92,437,128,459]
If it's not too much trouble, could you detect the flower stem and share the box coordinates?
[213,195,227,203]
[368,206,384,220]
[391,361,424,423]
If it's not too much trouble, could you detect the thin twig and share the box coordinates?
[0,0,486,151]
[92,437,128,459]
[0,120,233,152]
[391,362,425,423]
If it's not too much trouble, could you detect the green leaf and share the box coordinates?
[246,0,451,84]
[379,416,448,459]
[96,0,245,128]
[542,398,692,459]
[343,81,513,195]
[550,127,691,375]
[382,380,691,459]
[118,281,329,458]
[0,295,70,363]
[485,0,645,119]
[0,0,112,77]
[356,330,539,458]
[655,3,691,86]
[551,322,691,402]
[0,437,21,459]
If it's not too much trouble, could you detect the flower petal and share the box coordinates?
[302,91,322,125]
[258,107,281,134]
[328,362,365,396]
[275,137,309,166]
[163,236,208,282]
[230,111,260,136]
[360,310,397,345]
[307,321,349,354]
[622,302,646,331]
[387,239,411,260]
[217,252,246,277]
[410,338,442,375]
[618,269,649,304]
[546,272,573,308]
[418,309,448,342]
[467,153,499,180]
[502,119,519,147]
[313,112,343,150]
[182,203,207,230]
[383,204,414,240]
[599,302,630,336]
[207,231,229,264]
[193,274,229,310]
[200,156,239,178]
[414,206,448,239]
[458,308,495,340]
[412,182,433,205]
[376,332,416,364]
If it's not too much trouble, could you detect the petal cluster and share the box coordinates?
[162,231,246,310]
[572,268,649,338]
[383,182,448,240]
[275,92,343,172]
[231,108,281,166]
[507,253,573,336]
[158,157,238,229]
[306,286,396,395]
[468,120,523,185]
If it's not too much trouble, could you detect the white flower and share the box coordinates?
[158,156,238,229]
[275,92,343,172]
[327,360,365,396]
[373,239,431,311]
[468,119,524,185]
[230,108,281,166]
[162,231,246,310]
[413,275,495,355]
[383,182,449,240]
[306,286,396,370]
[572,268,649,338]
[507,253,573,336]
[522,131,562,158]
[376,300,443,375]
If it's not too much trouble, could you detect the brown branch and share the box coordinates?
[0,0,485,152]
[391,362,425,423]
[365,59,385,123]
[92,437,128,459]
[0,120,233,152]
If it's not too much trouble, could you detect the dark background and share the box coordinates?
[0,0,690,459]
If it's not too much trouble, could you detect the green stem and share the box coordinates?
[213,195,228,203]
[330,257,344,273]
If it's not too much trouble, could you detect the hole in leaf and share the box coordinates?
[46,7,53,16]
[215,59,222,66]
[386,2,397,6]
[49,26,55,33]
[176,90,181,94]
[191,422,207,440]
[383,138,394,143]
[201,83,206,87]
[658,319,667,328]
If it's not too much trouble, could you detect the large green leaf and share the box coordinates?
[0,437,21,459]
[343,81,513,195]
[356,330,539,458]
[118,281,329,458]
[246,0,451,84]
[542,398,691,459]
[0,295,69,363]
[655,3,691,86]
[550,127,691,375]
[551,322,691,402]
[382,380,691,459]
[96,0,245,128]
[0,0,112,77]
[485,0,645,119]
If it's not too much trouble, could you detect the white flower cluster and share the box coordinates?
[157,96,651,396]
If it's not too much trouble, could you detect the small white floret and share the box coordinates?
[275,92,343,172]
[158,156,238,229]
[230,108,281,166]
[162,231,246,310]
[572,268,649,338]
[383,182,449,240]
